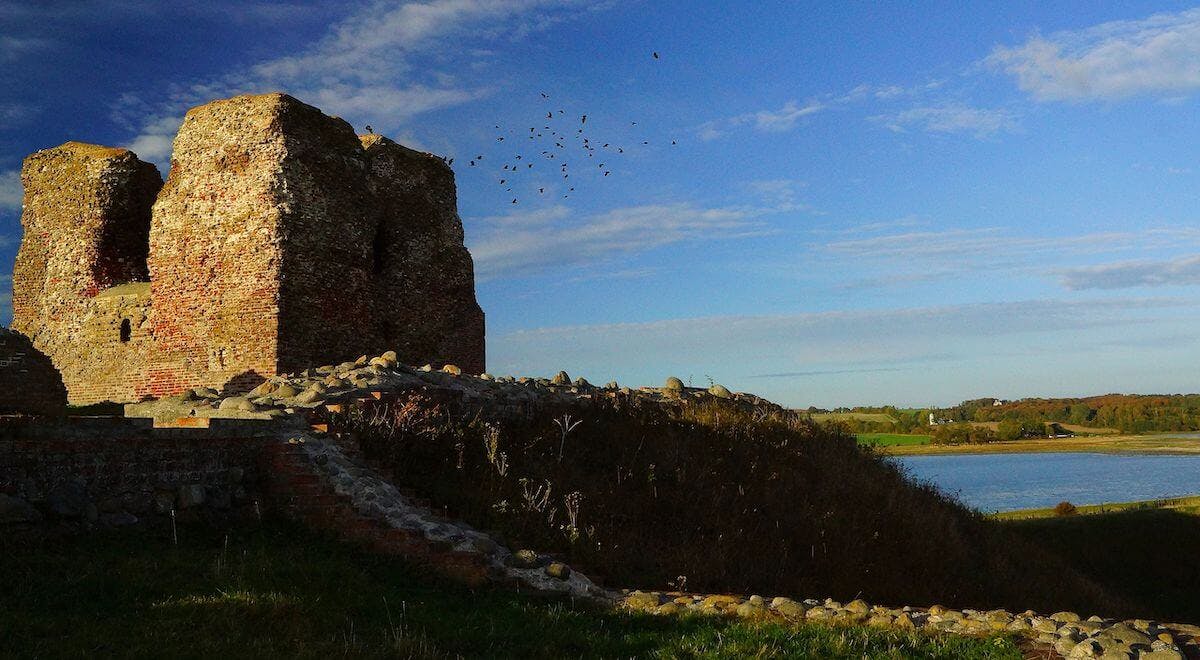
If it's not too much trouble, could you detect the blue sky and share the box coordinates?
[3,1,1200,407]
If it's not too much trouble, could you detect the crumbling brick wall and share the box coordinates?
[11,143,162,404]
[11,92,486,406]
[362,135,485,374]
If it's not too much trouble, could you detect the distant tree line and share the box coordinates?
[806,393,1200,436]
[943,394,1200,434]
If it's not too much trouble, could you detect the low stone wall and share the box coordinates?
[622,591,1200,659]
[0,416,286,527]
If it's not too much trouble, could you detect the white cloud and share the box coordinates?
[0,169,21,210]
[124,114,184,163]
[872,104,1017,137]
[121,0,592,163]
[989,8,1200,101]
[823,226,1200,262]
[697,100,824,140]
[468,201,779,279]
[1058,254,1200,290]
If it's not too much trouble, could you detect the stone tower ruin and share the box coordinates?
[12,93,485,404]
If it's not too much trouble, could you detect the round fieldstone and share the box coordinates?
[845,599,870,615]
[708,384,732,398]
[507,549,541,569]
[625,591,662,610]
[544,562,570,579]
[442,364,462,375]
[664,376,684,391]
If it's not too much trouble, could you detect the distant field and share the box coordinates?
[856,433,932,447]
[881,433,1200,456]
[810,412,897,424]
[1058,423,1121,435]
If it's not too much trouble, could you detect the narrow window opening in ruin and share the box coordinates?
[120,319,132,343]
[372,223,387,274]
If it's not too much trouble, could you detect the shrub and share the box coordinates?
[1054,501,1078,517]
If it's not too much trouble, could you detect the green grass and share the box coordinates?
[856,433,932,447]
[0,519,1021,659]
[992,495,1200,520]
[811,412,898,424]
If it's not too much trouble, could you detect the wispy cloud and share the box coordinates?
[697,100,824,140]
[469,200,781,279]
[989,8,1200,102]
[1058,254,1200,290]
[871,103,1017,137]
[120,0,595,163]
[749,366,908,379]
[0,169,21,210]
[0,34,47,62]
[0,102,33,129]
[810,226,1200,293]
[823,227,1200,262]
[490,297,1199,403]
[744,178,807,210]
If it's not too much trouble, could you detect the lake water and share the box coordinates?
[893,452,1200,512]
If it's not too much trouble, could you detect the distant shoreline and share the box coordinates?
[874,432,1200,456]
[991,495,1200,520]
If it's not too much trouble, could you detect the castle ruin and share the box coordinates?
[12,93,484,405]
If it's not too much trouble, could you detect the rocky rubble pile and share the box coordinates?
[623,590,1199,659]
[126,351,771,422]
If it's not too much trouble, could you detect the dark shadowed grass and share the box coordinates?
[1001,508,1200,624]
[343,393,1121,617]
[0,519,1021,659]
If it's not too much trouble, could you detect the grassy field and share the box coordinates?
[810,412,897,424]
[993,495,1200,520]
[856,432,932,447]
[880,432,1200,456]
[0,519,1022,659]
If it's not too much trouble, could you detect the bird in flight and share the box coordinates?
[365,125,374,134]
[653,52,659,59]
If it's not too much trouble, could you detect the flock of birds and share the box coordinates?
[449,51,673,205]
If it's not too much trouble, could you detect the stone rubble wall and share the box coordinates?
[0,328,67,416]
[0,417,281,527]
[122,349,768,424]
[621,590,1200,660]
